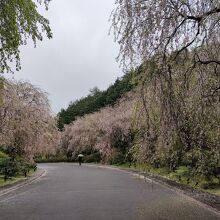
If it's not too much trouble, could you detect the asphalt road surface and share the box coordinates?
[0,163,220,220]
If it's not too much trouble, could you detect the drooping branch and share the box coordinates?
[197,60,220,65]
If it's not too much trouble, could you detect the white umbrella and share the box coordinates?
[78,154,84,157]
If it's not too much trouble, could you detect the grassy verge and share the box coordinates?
[118,163,220,196]
[0,168,36,188]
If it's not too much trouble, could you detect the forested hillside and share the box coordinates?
[57,69,140,130]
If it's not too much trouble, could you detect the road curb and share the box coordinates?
[0,168,45,197]
[85,163,220,216]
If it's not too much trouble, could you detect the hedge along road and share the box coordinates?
[0,163,219,220]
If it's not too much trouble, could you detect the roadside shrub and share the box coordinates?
[0,151,8,159]
[192,150,219,180]
[0,157,36,180]
[83,152,101,163]
[0,158,18,181]
[109,148,125,165]
[16,158,36,177]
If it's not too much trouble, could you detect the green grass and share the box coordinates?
[206,188,220,196]
[118,163,220,196]
[0,168,37,188]
[0,175,24,187]
[0,151,9,159]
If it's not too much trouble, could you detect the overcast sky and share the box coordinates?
[10,0,122,114]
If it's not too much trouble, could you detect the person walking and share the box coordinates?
[78,154,84,166]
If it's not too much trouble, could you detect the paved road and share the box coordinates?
[0,163,219,220]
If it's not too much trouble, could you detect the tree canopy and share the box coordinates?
[0,79,59,160]
[112,0,220,67]
[107,1,220,176]
[0,0,52,73]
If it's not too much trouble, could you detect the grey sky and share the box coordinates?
[11,0,122,114]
